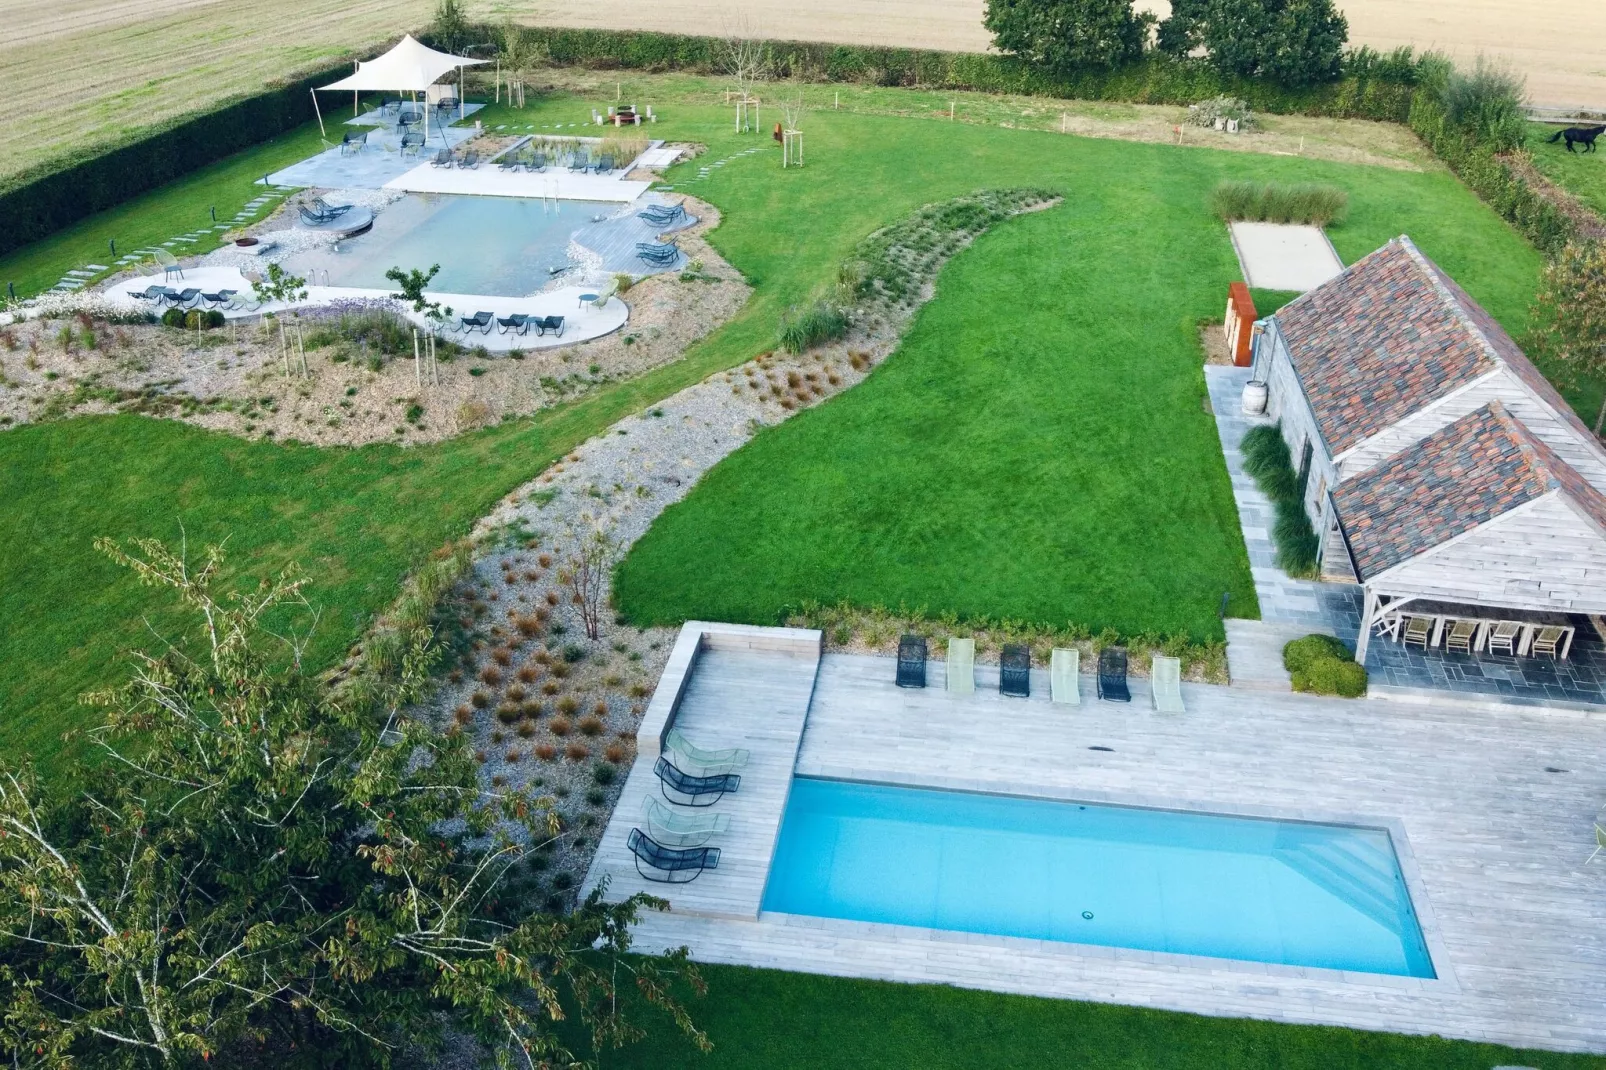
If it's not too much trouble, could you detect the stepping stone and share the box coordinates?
[84,263,108,271]
[66,269,93,277]
[161,241,178,246]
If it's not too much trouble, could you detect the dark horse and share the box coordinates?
[1547,125,1606,152]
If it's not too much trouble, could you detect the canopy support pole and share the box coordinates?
[311,89,325,138]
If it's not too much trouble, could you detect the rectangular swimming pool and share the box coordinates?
[283,194,594,297]
[762,779,1434,978]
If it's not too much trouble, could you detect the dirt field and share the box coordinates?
[0,0,1601,187]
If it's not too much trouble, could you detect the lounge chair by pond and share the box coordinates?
[635,242,679,266]
[199,290,237,309]
[430,148,454,167]
[458,150,479,170]
[1151,655,1184,713]
[527,150,548,173]
[653,756,740,807]
[666,726,749,777]
[639,203,687,225]
[946,637,974,694]
[569,154,591,173]
[534,315,565,336]
[628,828,720,883]
[594,153,615,173]
[642,796,729,849]
[1000,643,1030,698]
[496,313,529,335]
[1097,647,1130,702]
[896,635,927,688]
[165,288,201,309]
[1050,648,1080,705]
[127,284,169,301]
[457,311,493,334]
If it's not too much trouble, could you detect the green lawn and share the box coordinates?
[0,84,1557,774]
[1528,122,1606,218]
[592,963,1605,1070]
[614,112,1545,641]
[0,124,328,301]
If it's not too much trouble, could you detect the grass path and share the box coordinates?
[0,93,1551,777]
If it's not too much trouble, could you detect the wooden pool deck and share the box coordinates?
[590,632,1606,1054]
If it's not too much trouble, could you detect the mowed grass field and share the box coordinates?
[612,105,1544,640]
[1527,122,1606,219]
[0,86,1548,780]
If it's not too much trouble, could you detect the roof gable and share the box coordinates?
[1331,401,1606,579]
[1273,237,1510,454]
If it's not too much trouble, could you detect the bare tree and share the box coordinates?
[561,523,621,640]
[497,19,547,108]
[721,14,769,129]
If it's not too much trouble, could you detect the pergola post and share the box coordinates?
[311,89,325,137]
[1354,586,1378,665]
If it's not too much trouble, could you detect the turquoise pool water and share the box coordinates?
[762,779,1434,977]
[284,194,594,297]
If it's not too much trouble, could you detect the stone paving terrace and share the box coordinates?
[599,630,1606,1054]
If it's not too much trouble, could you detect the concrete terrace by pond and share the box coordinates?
[588,626,1606,1055]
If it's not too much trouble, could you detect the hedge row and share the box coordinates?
[1406,88,1576,256]
[493,27,1421,123]
[0,62,349,260]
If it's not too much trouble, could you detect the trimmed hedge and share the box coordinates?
[490,27,1420,123]
[1283,633,1367,697]
[0,61,349,260]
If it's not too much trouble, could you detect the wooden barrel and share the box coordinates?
[1241,380,1269,415]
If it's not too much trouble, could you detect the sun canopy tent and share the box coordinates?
[312,35,487,135]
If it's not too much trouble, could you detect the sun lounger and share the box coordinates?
[653,756,740,807]
[642,796,729,849]
[1050,648,1080,705]
[527,150,548,172]
[569,154,591,173]
[1151,655,1184,714]
[457,311,493,334]
[946,637,974,694]
[199,290,236,309]
[533,315,564,337]
[627,828,720,883]
[1000,643,1030,698]
[457,150,479,170]
[127,284,169,301]
[1097,647,1130,702]
[309,196,352,218]
[635,242,679,266]
[430,148,454,167]
[496,313,530,335]
[165,288,201,309]
[665,726,749,777]
[1487,620,1521,656]
[639,203,687,225]
[896,635,927,688]
[594,153,615,173]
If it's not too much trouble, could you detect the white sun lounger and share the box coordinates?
[946,637,974,694]
[1050,648,1080,705]
[1151,655,1185,714]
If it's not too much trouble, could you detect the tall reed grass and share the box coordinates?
[1210,181,1348,227]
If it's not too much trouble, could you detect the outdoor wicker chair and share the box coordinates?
[457,311,493,334]
[642,796,729,849]
[400,131,425,155]
[627,828,720,883]
[1445,619,1477,655]
[999,643,1030,698]
[1402,616,1432,650]
[1532,625,1566,658]
[1050,648,1080,705]
[1096,647,1130,703]
[153,248,184,282]
[665,726,749,778]
[1487,620,1521,656]
[653,756,740,807]
[896,634,927,688]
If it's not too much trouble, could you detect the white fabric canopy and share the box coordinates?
[319,34,485,93]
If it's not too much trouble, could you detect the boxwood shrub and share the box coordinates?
[1284,633,1367,697]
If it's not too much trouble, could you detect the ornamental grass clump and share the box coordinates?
[777,298,850,354]
[1210,181,1348,227]
[1240,423,1320,577]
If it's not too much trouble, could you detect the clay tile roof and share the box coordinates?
[1331,401,1606,580]
[1271,236,1536,455]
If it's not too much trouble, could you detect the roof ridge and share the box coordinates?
[1397,236,1505,375]
[1481,400,1562,495]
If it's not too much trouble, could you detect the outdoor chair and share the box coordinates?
[569,154,591,173]
[1050,648,1080,706]
[430,148,454,167]
[496,313,530,335]
[1096,647,1130,703]
[653,756,739,808]
[127,284,169,302]
[153,248,184,282]
[309,196,351,217]
[999,643,1030,698]
[627,828,720,884]
[642,796,729,850]
[340,130,367,155]
[400,132,425,155]
[665,726,749,777]
[436,94,459,114]
[1151,655,1185,714]
[1532,626,1567,659]
[594,153,616,173]
[457,149,479,170]
[527,150,548,173]
[165,288,201,309]
[1402,616,1433,650]
[640,203,687,225]
[457,311,493,334]
[1487,620,1521,656]
[635,242,679,266]
[1445,619,1477,655]
[946,637,974,693]
[534,315,565,336]
[497,151,522,171]
[199,290,236,309]
[895,635,927,689]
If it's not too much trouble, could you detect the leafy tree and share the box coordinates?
[1441,55,1528,152]
[431,0,470,55]
[984,0,1152,74]
[1159,0,1347,87]
[387,263,453,334]
[1530,240,1606,433]
[0,538,706,1068]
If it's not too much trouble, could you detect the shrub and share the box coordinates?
[984,0,1150,74]
[1441,55,1527,153]
[161,308,186,328]
[495,704,520,724]
[1186,94,1255,129]
[592,763,617,785]
[1283,633,1352,674]
[565,742,590,761]
[469,690,491,709]
[205,309,225,329]
[1163,0,1348,88]
[578,716,605,737]
[604,743,626,763]
[778,298,850,354]
[1273,497,1319,576]
[1285,634,1367,697]
[1209,181,1348,226]
[505,683,527,703]
[534,743,557,761]
[516,663,540,683]
[557,696,579,716]
[550,716,572,737]
[479,664,502,686]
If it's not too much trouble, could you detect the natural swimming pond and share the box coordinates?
[283,194,598,297]
[763,779,1435,978]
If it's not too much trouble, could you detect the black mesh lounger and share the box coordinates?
[1097,646,1131,702]
[496,314,529,335]
[628,828,720,883]
[536,315,564,337]
[654,756,740,807]
[1000,643,1031,698]
[896,634,927,688]
[458,311,493,334]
